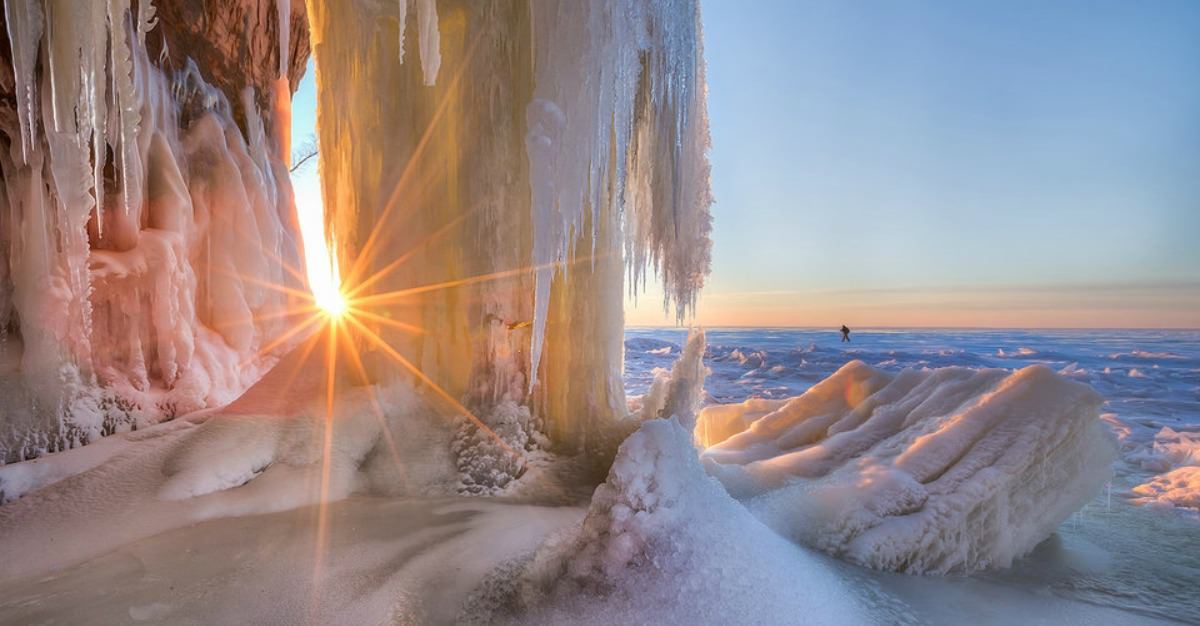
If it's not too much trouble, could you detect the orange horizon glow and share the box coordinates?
[624,283,1200,330]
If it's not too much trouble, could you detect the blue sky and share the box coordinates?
[294,1,1200,328]
[631,0,1199,328]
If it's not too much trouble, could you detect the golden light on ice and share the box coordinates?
[295,191,346,317]
[271,32,548,597]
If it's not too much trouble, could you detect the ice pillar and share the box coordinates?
[306,0,711,458]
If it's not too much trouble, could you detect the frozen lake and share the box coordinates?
[626,327,1200,624]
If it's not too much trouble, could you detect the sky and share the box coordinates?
[627,0,1200,328]
[294,0,1200,330]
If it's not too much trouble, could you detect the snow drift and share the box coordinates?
[0,352,458,580]
[466,418,864,625]
[698,360,1118,574]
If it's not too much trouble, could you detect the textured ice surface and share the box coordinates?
[699,361,1116,574]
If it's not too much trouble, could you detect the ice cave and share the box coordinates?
[0,1,1196,624]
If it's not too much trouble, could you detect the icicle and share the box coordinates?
[157,32,169,65]
[415,0,440,86]
[107,0,144,216]
[3,0,44,164]
[44,0,84,135]
[136,0,156,45]
[276,0,290,79]
[525,98,568,393]
[88,2,110,235]
[396,0,408,64]
[43,2,107,230]
[1,0,307,460]
[621,0,712,322]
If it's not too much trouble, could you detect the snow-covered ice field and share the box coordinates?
[0,328,1195,624]
[627,327,1200,624]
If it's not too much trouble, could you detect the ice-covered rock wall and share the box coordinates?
[306,0,711,477]
[0,0,310,462]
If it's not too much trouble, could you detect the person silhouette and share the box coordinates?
[840,325,851,342]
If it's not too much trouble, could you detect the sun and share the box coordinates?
[317,293,347,317]
[313,280,348,318]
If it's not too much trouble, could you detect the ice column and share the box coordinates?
[306,0,711,467]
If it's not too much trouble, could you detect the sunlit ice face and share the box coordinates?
[295,192,345,318]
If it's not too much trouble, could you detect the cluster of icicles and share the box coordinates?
[0,0,301,461]
[392,0,714,393]
[523,0,713,390]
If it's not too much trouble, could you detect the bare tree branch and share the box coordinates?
[290,134,319,173]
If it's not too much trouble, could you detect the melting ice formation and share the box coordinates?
[694,361,1118,574]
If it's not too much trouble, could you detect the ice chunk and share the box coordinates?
[1131,466,1200,512]
[1150,427,1200,468]
[628,329,708,426]
[1127,426,1200,513]
[700,361,1118,573]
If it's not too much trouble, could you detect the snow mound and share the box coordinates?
[0,360,460,581]
[699,361,1117,573]
[474,418,863,624]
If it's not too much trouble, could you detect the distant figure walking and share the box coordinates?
[840,325,851,342]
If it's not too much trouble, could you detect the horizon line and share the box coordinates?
[624,324,1200,332]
